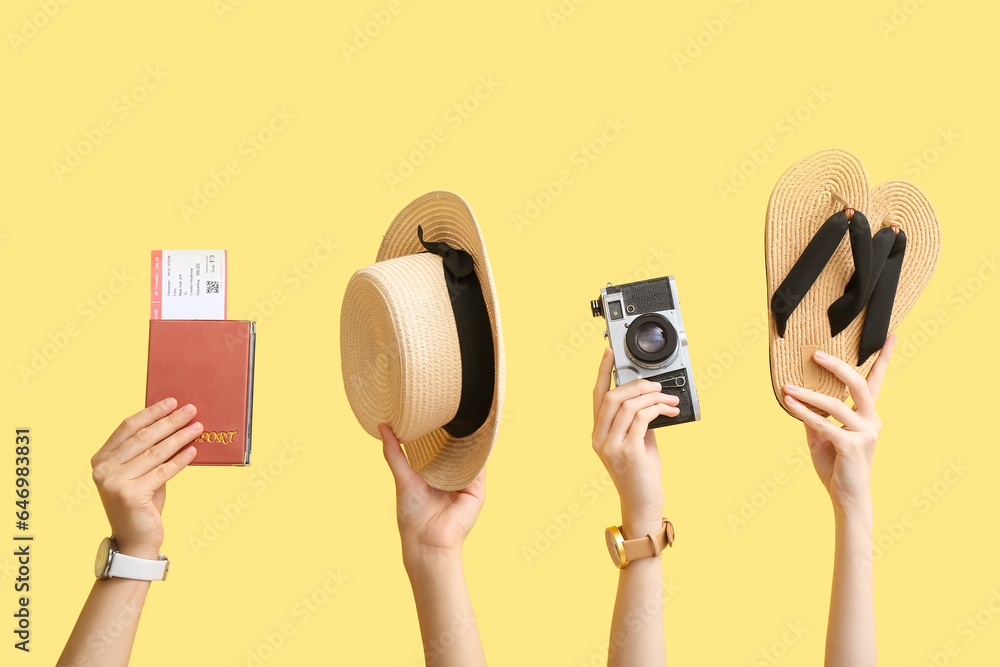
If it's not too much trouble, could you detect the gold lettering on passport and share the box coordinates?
[193,430,238,445]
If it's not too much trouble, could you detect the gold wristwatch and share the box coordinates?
[605,518,674,569]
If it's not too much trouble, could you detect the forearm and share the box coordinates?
[405,550,486,667]
[608,517,666,667]
[826,501,876,667]
[58,578,151,667]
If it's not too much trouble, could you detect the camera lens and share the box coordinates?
[625,314,678,367]
[636,323,668,354]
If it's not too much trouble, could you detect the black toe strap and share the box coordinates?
[771,210,851,338]
[827,211,874,337]
[858,229,906,363]
[771,209,907,365]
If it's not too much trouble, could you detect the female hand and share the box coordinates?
[379,424,485,568]
[592,348,679,538]
[782,334,896,514]
[90,398,202,559]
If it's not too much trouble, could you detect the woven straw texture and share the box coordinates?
[341,254,463,441]
[765,147,941,418]
[341,191,505,491]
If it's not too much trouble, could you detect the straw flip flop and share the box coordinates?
[765,147,941,418]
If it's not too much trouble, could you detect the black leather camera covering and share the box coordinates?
[606,278,674,313]
[647,368,697,427]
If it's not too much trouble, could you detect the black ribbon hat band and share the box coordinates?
[417,225,496,438]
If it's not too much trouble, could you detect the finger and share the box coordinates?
[812,350,874,417]
[592,348,615,430]
[783,394,843,443]
[456,469,486,506]
[607,392,679,448]
[379,424,422,491]
[783,384,867,431]
[595,379,675,444]
[121,420,204,480]
[113,404,199,466]
[864,333,897,404]
[624,404,675,454]
[98,398,179,457]
[135,444,198,490]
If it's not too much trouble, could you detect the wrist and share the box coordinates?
[833,497,874,529]
[402,543,463,576]
[114,538,163,561]
[620,507,664,541]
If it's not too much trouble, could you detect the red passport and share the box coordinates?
[145,320,255,466]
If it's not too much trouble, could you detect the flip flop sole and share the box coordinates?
[765,147,941,418]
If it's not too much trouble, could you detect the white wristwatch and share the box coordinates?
[94,537,170,581]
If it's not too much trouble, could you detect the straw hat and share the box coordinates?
[341,191,505,490]
[765,147,941,418]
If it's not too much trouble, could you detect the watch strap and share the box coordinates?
[622,519,674,561]
[108,551,170,581]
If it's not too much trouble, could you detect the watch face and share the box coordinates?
[605,527,625,569]
[94,537,112,578]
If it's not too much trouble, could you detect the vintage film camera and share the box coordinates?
[591,276,700,428]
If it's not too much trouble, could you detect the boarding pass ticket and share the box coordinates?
[151,250,227,319]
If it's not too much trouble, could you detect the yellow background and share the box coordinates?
[3,0,998,664]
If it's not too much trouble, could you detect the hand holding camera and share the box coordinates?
[592,348,679,539]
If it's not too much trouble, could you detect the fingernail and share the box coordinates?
[161,397,177,409]
[785,383,800,392]
[785,394,797,405]
[648,381,663,391]
[181,404,195,416]
[188,421,202,431]
[814,350,828,360]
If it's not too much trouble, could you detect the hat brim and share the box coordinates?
[376,191,505,491]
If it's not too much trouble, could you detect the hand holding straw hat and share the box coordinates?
[341,191,505,491]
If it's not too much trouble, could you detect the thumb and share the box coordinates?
[379,424,417,489]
